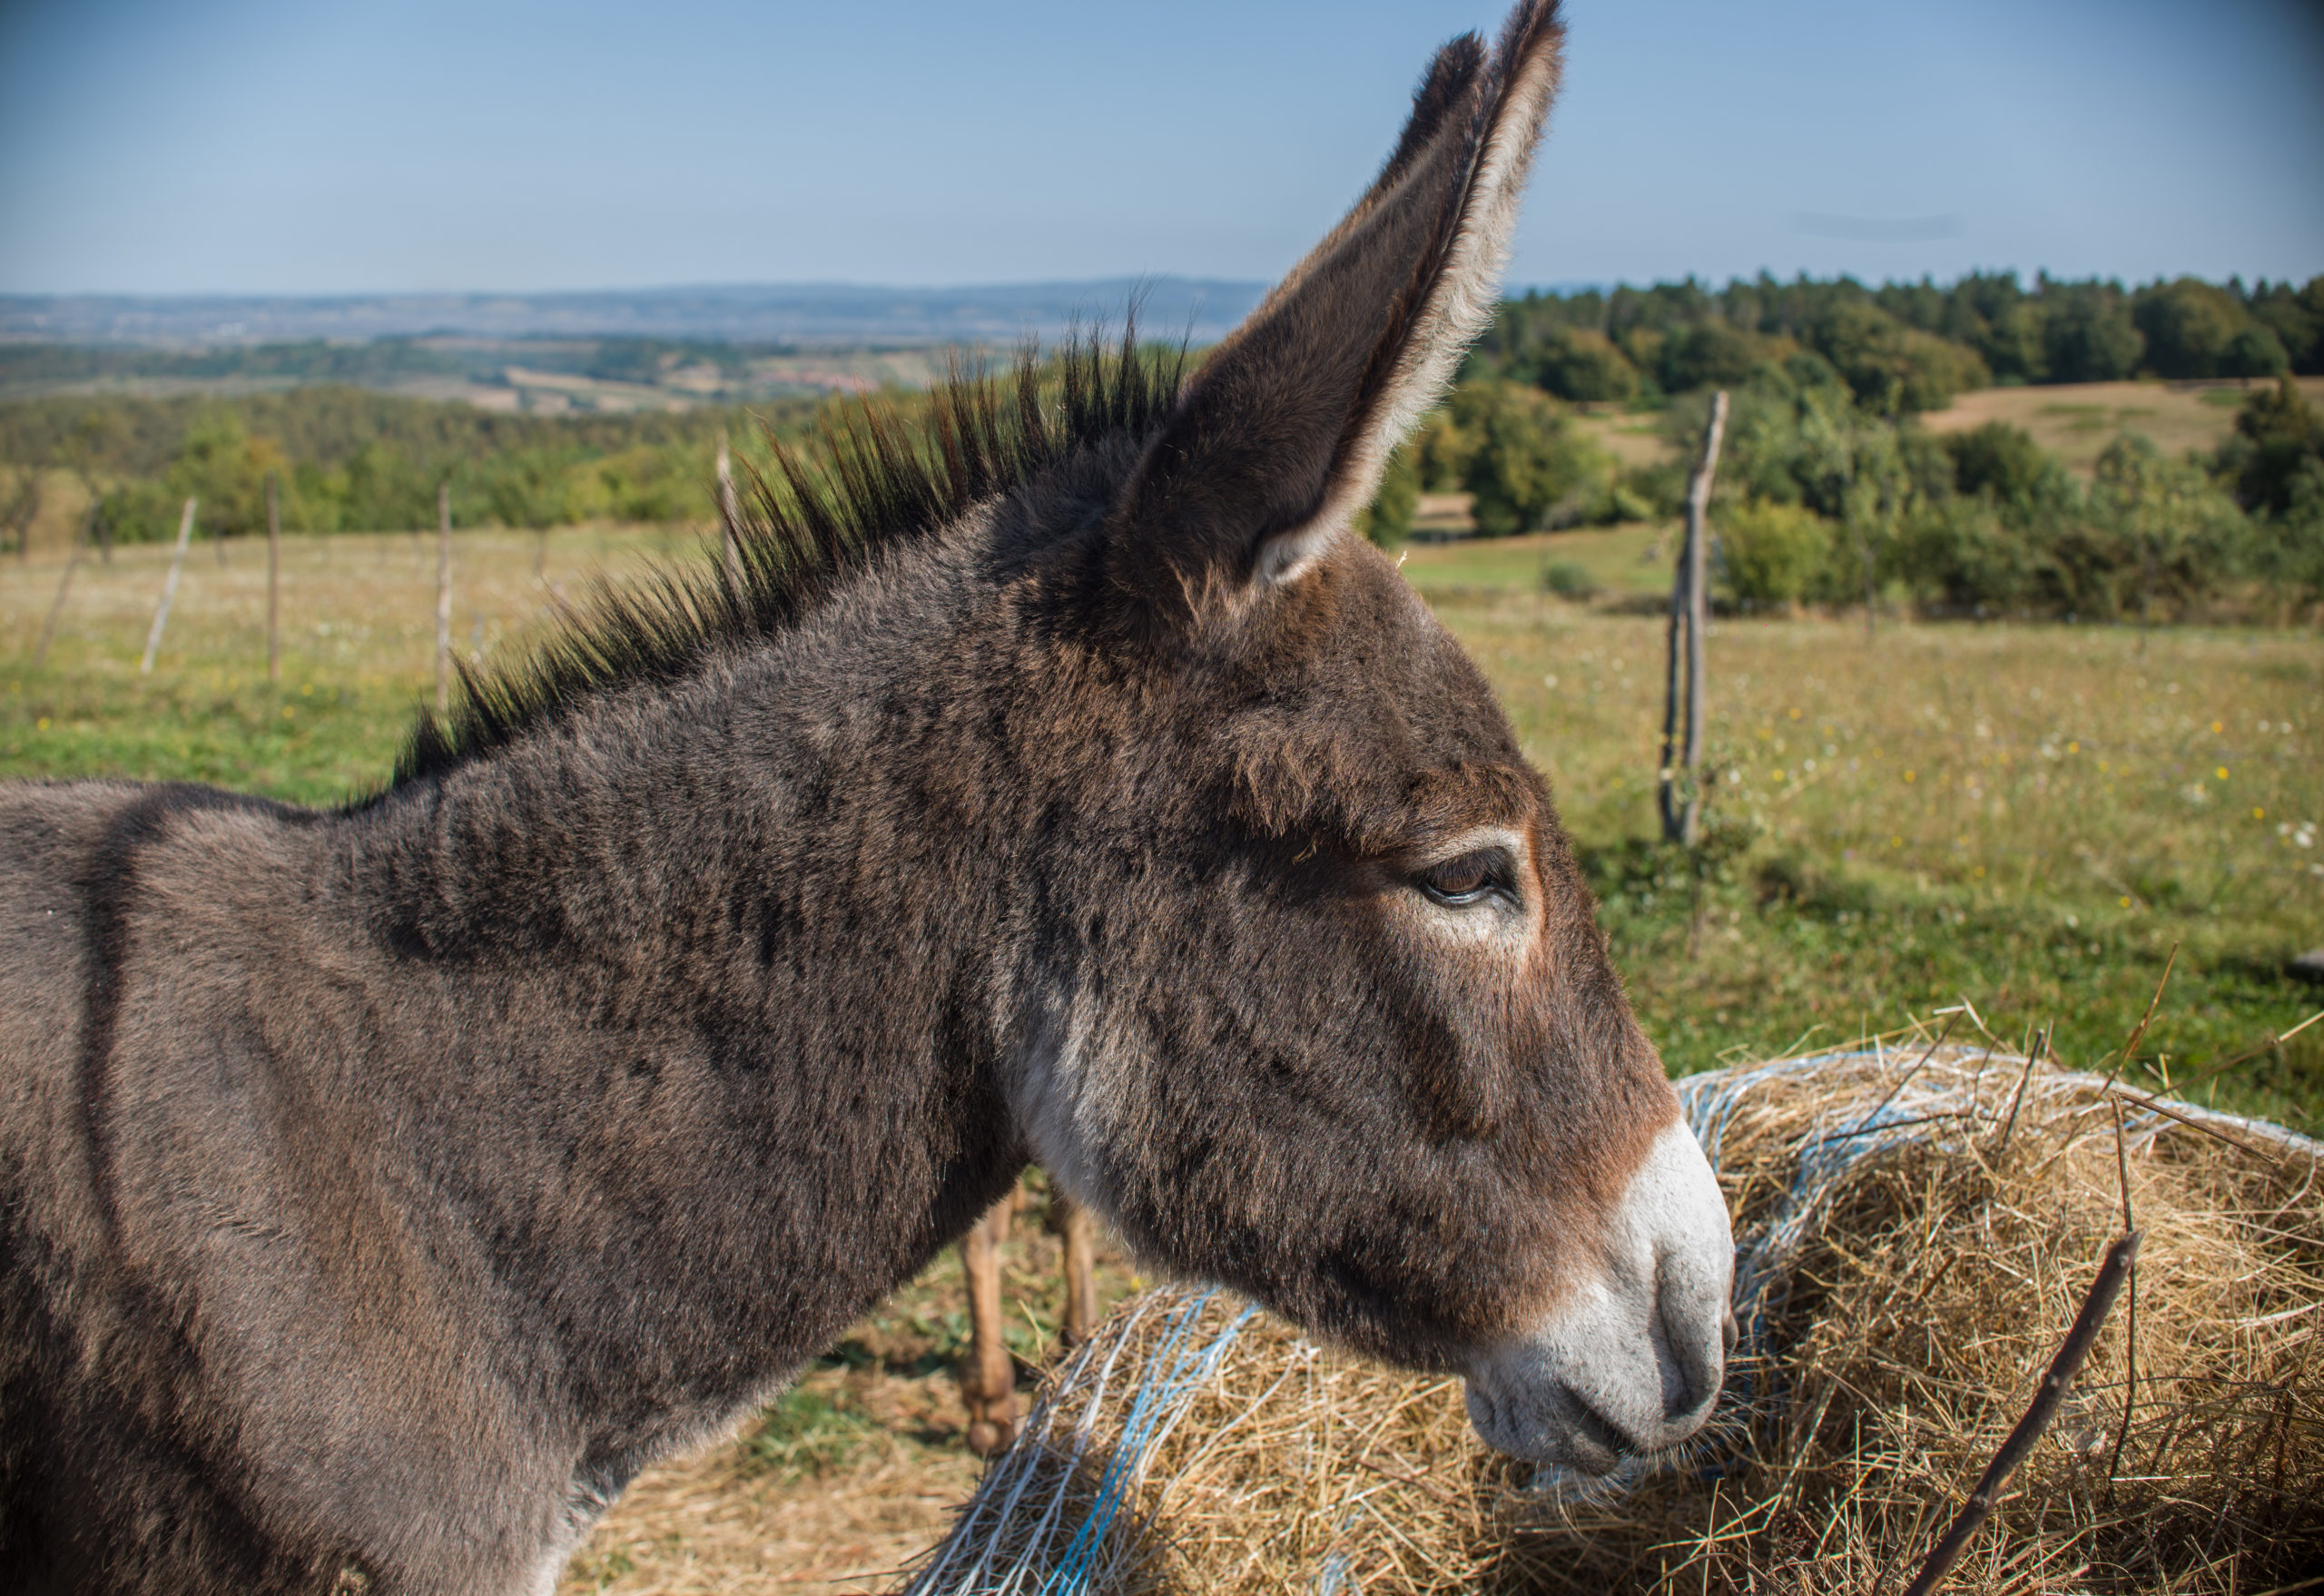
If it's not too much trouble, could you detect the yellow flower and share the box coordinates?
[34,717,50,732]
[2215,766,2229,781]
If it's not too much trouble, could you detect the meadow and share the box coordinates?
[5,516,2321,1590]
[1918,373,2324,476]
[6,517,2320,1114]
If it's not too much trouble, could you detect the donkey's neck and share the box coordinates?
[320,585,1034,1465]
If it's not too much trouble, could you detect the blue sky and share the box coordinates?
[1,0,2319,298]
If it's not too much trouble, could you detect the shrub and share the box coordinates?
[1944,420,2079,529]
[1896,498,2053,615]
[1541,558,1599,599]
[1717,498,1836,607]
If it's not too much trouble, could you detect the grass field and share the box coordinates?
[5,516,2321,1590]
[6,520,2320,1113]
[1919,373,2324,475]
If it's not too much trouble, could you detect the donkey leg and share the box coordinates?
[958,1192,1017,1457]
[1047,1190,1098,1347]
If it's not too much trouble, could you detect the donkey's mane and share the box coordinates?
[387,327,1185,791]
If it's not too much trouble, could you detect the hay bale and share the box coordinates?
[898,1049,2324,1594]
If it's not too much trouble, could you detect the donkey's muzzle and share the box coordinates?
[1462,1118,1735,1473]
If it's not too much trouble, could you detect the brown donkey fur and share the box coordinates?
[0,5,1736,1592]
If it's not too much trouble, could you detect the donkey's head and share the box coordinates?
[1001,0,1732,1473]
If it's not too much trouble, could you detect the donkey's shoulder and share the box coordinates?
[0,779,317,1105]
[0,775,311,903]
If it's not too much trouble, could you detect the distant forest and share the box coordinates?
[1469,271,2324,411]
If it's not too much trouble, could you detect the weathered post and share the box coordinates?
[1680,390,1727,846]
[1659,390,1727,844]
[140,497,198,675]
[33,502,98,669]
[716,433,742,586]
[266,472,281,685]
[436,480,454,715]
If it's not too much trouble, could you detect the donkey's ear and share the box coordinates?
[1108,1,1565,627]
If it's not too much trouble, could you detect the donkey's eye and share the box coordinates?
[1417,852,1509,908]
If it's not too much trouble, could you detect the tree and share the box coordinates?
[0,464,41,559]
[1944,421,2078,529]
[1452,382,1609,537]
[2260,458,2324,611]
[1531,329,1640,403]
[1716,499,1833,608]
[2133,278,2277,379]
[165,411,289,537]
[2218,375,2321,516]
[2083,434,2250,623]
[2039,286,2144,382]
[1810,301,1988,414]
[1656,321,1768,394]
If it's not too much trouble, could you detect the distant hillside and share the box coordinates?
[0,279,1268,350]
[0,336,957,410]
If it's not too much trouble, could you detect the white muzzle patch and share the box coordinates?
[1463,1118,1735,1472]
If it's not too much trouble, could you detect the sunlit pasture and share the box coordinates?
[5,523,2321,1124]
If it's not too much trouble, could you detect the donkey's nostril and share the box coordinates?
[1564,1390,1641,1471]
[1655,1294,1727,1427]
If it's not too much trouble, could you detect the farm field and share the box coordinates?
[5,521,2321,1591]
[1917,373,2324,474]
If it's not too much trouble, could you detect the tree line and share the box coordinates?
[0,387,821,547]
[1470,271,2324,412]
[1355,356,2323,623]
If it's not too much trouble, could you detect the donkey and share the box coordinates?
[0,4,1733,1591]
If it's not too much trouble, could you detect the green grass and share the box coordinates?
[740,1384,877,1481]
[1399,522,1673,599]
[6,524,2322,1126]
[1413,531,2323,1123]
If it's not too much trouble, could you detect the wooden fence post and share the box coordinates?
[716,433,742,586]
[436,480,454,715]
[33,502,98,669]
[266,473,281,685]
[1659,390,1728,845]
[1680,389,1728,846]
[140,497,198,675]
